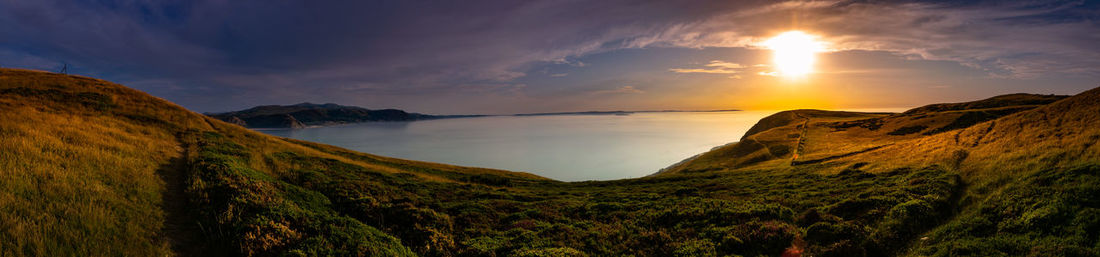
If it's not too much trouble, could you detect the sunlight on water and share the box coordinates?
[261,110,898,181]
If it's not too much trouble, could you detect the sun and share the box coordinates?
[764,31,824,77]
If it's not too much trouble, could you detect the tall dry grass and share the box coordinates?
[0,68,540,256]
[0,72,183,256]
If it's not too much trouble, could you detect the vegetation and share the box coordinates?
[207,102,437,128]
[1,68,1098,256]
[184,131,416,256]
[188,126,965,256]
[910,165,1100,256]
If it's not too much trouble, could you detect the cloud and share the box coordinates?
[591,86,645,95]
[704,60,745,69]
[549,73,569,77]
[0,0,1096,112]
[631,1,1100,78]
[554,59,588,67]
[670,60,747,74]
[669,68,738,74]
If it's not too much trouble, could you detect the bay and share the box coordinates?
[262,111,806,181]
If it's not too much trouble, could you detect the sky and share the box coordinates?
[2,0,1098,114]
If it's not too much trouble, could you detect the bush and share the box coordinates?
[184,132,416,257]
[513,247,588,257]
[911,165,1100,256]
[672,239,717,257]
[181,130,971,257]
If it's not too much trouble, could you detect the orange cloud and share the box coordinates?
[591,86,644,95]
[669,60,747,74]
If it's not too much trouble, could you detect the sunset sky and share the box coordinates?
[2,0,1098,114]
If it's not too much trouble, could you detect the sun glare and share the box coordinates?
[764,31,823,77]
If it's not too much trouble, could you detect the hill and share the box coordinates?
[208,103,446,128]
[659,93,1068,174]
[2,67,1098,257]
[0,68,542,256]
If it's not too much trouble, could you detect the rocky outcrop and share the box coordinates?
[283,114,306,129]
[227,116,248,127]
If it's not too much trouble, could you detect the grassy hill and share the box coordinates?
[207,103,439,128]
[2,68,1098,257]
[659,93,1068,175]
[0,68,541,256]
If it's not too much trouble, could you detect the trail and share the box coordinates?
[901,176,971,256]
[790,144,894,166]
[791,113,811,162]
[158,139,207,257]
[970,121,996,147]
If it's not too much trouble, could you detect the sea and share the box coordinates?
[261,110,894,181]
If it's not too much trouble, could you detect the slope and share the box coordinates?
[2,68,1098,257]
[658,87,1099,256]
[659,93,1067,175]
[0,68,542,256]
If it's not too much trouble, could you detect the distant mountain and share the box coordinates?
[210,104,740,128]
[207,103,453,128]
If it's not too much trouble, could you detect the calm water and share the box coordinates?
[261,111,777,181]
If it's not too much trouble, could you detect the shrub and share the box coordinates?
[672,239,717,257]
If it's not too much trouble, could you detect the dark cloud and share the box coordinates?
[1,0,1097,113]
[608,1,1100,78]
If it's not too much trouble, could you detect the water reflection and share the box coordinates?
[261,111,844,181]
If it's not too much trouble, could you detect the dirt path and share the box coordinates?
[158,140,207,257]
[791,143,894,166]
[791,113,811,162]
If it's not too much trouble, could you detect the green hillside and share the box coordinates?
[2,68,1098,257]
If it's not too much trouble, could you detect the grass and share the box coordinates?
[910,164,1100,256]
[0,68,522,256]
[183,131,417,256]
[0,70,189,256]
[2,67,1099,256]
[179,125,966,256]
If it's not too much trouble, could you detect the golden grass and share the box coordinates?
[1,67,1094,256]
[0,100,177,256]
[661,92,1086,177]
[855,88,1100,181]
[0,68,550,256]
